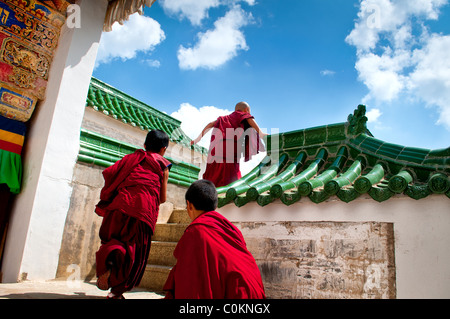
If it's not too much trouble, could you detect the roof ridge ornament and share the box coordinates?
[347,104,368,136]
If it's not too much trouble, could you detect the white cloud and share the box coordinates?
[320,69,336,76]
[159,0,221,26]
[409,34,450,128]
[225,0,257,5]
[240,149,266,176]
[346,0,450,130]
[96,13,165,66]
[170,103,231,148]
[177,5,253,70]
[355,50,410,102]
[366,108,382,122]
[346,0,446,53]
[142,59,161,68]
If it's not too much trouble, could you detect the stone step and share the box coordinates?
[139,264,172,292]
[148,241,177,266]
[142,209,190,292]
[168,209,191,224]
[152,223,188,242]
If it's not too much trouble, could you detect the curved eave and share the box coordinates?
[217,106,450,207]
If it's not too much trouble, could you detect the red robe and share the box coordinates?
[95,149,171,233]
[95,149,171,295]
[203,111,265,187]
[163,211,266,299]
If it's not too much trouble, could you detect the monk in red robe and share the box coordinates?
[163,179,266,299]
[191,102,266,187]
[95,130,172,299]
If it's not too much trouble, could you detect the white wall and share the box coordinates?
[1,0,108,282]
[218,194,450,299]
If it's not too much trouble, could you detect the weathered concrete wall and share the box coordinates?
[235,221,395,299]
[55,162,103,281]
[219,195,450,298]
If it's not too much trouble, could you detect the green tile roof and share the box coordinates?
[86,77,206,155]
[217,105,450,207]
[80,77,206,187]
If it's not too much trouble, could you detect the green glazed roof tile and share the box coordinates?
[217,105,450,207]
[324,157,364,195]
[86,77,207,155]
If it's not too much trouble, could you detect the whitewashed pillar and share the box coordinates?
[1,0,108,282]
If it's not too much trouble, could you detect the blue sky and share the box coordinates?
[93,0,450,154]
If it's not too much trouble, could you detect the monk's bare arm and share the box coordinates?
[160,168,169,203]
[190,120,217,145]
[246,118,268,137]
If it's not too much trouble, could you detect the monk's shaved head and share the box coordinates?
[235,101,250,112]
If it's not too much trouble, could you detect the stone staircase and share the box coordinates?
[139,208,190,292]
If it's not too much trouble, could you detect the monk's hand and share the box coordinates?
[191,137,201,145]
[259,132,269,140]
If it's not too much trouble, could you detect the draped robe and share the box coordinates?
[95,149,171,294]
[163,211,266,299]
[202,111,265,187]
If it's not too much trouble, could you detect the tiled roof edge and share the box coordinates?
[267,105,372,153]
[85,77,207,155]
[90,77,181,126]
[348,134,449,172]
[78,128,200,187]
[217,105,450,207]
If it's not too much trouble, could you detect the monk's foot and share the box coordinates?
[96,269,111,291]
[107,292,125,299]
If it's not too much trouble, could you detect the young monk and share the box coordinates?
[163,179,266,299]
[95,129,172,299]
[191,102,267,187]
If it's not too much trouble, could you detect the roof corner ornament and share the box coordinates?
[347,104,368,136]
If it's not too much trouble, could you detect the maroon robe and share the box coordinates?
[95,149,171,295]
[202,111,265,187]
[163,211,266,299]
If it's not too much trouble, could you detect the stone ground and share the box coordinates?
[0,280,164,299]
